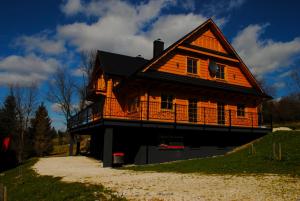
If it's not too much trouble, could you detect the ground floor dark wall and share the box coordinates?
[86,126,265,166]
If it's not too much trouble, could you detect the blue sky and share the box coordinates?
[1,0,300,130]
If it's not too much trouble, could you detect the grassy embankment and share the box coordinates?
[0,159,126,201]
[125,131,300,176]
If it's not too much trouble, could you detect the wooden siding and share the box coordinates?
[99,85,260,128]
[152,53,252,87]
[191,29,228,54]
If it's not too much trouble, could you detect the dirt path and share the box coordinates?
[33,156,300,201]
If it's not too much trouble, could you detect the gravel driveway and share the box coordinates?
[33,156,300,201]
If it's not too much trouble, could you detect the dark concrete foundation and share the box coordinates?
[86,126,266,167]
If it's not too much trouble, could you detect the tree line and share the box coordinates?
[0,87,56,170]
[261,69,300,125]
[0,50,95,171]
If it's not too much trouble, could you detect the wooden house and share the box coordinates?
[69,19,272,167]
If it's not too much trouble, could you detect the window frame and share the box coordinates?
[237,104,246,117]
[215,64,225,79]
[188,98,198,123]
[161,94,174,110]
[187,57,198,75]
[128,96,140,113]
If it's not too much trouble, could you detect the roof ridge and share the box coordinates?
[97,49,149,61]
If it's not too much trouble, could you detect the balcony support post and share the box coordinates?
[69,133,75,156]
[76,135,80,155]
[270,114,273,130]
[103,127,114,167]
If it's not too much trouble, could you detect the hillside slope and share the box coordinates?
[125,131,300,176]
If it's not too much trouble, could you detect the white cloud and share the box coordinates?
[273,82,286,89]
[71,67,86,77]
[14,33,66,55]
[279,70,293,78]
[228,0,246,10]
[147,14,207,47]
[58,0,226,59]
[180,0,196,11]
[51,103,62,113]
[202,0,246,16]
[232,24,300,75]
[60,0,83,16]
[0,54,59,86]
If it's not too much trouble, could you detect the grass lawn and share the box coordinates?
[125,131,300,176]
[0,159,126,201]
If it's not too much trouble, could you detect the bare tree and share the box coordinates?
[47,67,77,155]
[10,83,38,162]
[76,50,97,110]
[290,69,300,91]
[257,78,277,98]
[48,67,76,124]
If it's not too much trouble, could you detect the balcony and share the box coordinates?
[68,97,272,133]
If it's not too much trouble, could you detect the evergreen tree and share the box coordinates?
[0,95,17,138]
[30,103,53,156]
[0,95,19,166]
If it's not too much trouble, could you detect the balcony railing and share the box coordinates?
[68,97,272,130]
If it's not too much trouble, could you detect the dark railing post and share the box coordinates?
[147,93,150,120]
[251,113,254,128]
[174,103,177,124]
[140,101,143,121]
[109,97,112,118]
[229,109,232,129]
[203,107,206,126]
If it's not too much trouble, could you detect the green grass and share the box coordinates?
[51,144,72,156]
[125,131,300,176]
[0,159,126,201]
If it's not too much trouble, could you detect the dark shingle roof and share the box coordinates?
[97,50,149,77]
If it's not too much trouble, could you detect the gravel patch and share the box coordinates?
[33,156,300,201]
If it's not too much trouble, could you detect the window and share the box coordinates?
[187,58,198,74]
[161,94,174,110]
[217,102,225,125]
[188,98,198,122]
[216,64,225,79]
[128,96,140,112]
[237,104,245,117]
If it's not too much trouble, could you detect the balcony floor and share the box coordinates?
[69,117,271,134]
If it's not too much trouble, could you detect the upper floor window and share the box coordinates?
[161,94,174,110]
[128,96,140,112]
[216,64,225,79]
[237,104,245,117]
[187,58,198,74]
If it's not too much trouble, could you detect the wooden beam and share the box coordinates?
[178,45,240,63]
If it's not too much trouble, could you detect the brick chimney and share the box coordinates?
[153,39,164,58]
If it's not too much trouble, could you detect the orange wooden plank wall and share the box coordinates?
[152,53,252,88]
[191,29,227,54]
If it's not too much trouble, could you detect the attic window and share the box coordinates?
[187,58,197,74]
[216,64,225,79]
